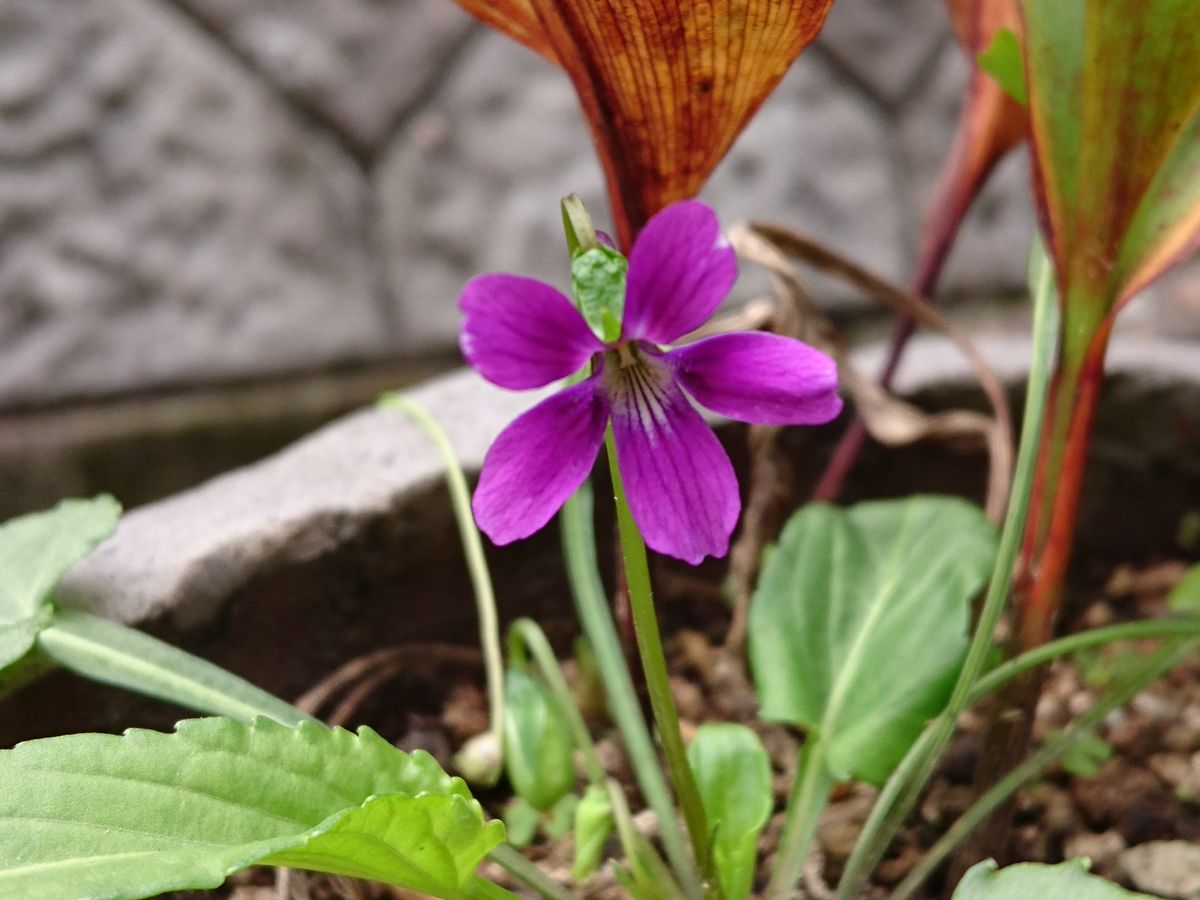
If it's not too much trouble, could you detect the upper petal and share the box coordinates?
[460,274,602,390]
[665,332,844,425]
[622,201,738,345]
[473,376,609,545]
[607,356,739,564]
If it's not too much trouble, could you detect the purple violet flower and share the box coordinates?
[460,200,843,565]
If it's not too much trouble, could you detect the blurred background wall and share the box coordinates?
[0,0,1194,519]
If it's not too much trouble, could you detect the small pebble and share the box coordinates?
[1120,840,1200,898]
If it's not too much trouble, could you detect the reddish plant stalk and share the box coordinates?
[952,316,1114,875]
[1015,310,1114,646]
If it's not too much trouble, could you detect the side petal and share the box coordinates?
[610,372,739,565]
[665,332,843,425]
[622,201,737,345]
[460,274,602,390]
[473,377,608,545]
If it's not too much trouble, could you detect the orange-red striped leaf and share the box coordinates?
[455,1,834,247]
[1022,0,1200,349]
[913,0,1027,291]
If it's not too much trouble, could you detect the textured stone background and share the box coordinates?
[1,0,1053,411]
[1,0,1196,520]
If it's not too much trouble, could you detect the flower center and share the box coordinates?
[602,342,674,431]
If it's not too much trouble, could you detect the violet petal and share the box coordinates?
[609,368,739,564]
[460,274,602,390]
[622,201,738,345]
[665,332,844,425]
[473,377,608,545]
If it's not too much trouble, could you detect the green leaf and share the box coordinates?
[571,245,627,343]
[749,497,997,784]
[37,609,310,726]
[503,668,576,811]
[1053,727,1112,778]
[0,717,504,900]
[977,27,1027,107]
[572,784,614,880]
[952,858,1156,899]
[500,796,540,849]
[0,496,120,669]
[1168,563,1200,615]
[545,792,579,839]
[686,724,773,900]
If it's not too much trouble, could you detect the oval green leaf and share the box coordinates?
[749,497,997,784]
[952,859,1156,899]
[687,723,773,900]
[0,717,504,900]
[0,496,120,669]
[503,667,576,811]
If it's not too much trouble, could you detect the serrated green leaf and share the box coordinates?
[749,497,997,784]
[1168,564,1200,615]
[0,717,504,900]
[503,668,576,811]
[571,245,627,343]
[977,27,1027,106]
[952,858,1156,899]
[687,724,773,900]
[0,496,120,669]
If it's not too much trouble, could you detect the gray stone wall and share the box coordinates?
[4,0,1196,415]
[0,0,1049,411]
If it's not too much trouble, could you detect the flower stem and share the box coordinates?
[561,484,702,899]
[603,427,713,885]
[381,394,505,761]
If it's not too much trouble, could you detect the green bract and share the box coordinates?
[750,497,997,784]
[571,245,627,343]
[0,717,504,900]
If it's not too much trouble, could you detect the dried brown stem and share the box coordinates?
[733,222,1014,522]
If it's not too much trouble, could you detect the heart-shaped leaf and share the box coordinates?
[749,497,997,784]
[952,859,1156,899]
[1022,0,1200,323]
[453,0,835,246]
[0,496,120,670]
[687,723,773,900]
[503,667,576,811]
[0,717,504,900]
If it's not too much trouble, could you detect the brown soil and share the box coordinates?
[213,552,1200,900]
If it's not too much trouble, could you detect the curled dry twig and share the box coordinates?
[730,221,1014,523]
